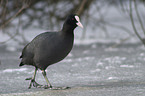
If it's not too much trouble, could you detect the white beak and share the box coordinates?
[75,16,83,28]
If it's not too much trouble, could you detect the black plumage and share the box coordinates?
[19,14,83,89]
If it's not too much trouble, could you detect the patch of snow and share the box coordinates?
[76,57,95,62]
[120,65,134,68]
[72,63,79,67]
[96,62,104,66]
[107,77,118,80]
[105,47,119,52]
[83,50,90,54]
[68,53,73,57]
[84,57,95,60]
[140,53,144,56]
[3,68,28,73]
[62,59,73,63]
[91,44,97,49]
[90,69,101,73]
[121,57,127,61]
[105,66,114,70]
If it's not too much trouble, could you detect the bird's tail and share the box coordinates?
[19,62,24,66]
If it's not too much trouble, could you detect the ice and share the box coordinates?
[120,65,134,68]
[2,68,28,73]
[121,57,127,61]
[68,53,73,57]
[0,42,145,95]
[71,63,79,67]
[90,69,101,73]
[107,77,118,80]
[105,47,119,52]
[105,66,114,70]
[96,62,104,66]
[83,50,90,54]
[62,59,73,63]
[140,53,144,56]
[74,39,98,45]
[84,57,95,60]
[91,44,97,49]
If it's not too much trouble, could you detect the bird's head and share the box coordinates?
[64,14,83,29]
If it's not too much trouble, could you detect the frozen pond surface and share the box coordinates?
[0,1,145,95]
[0,43,145,96]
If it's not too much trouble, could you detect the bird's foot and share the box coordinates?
[43,85,70,90]
[25,77,43,89]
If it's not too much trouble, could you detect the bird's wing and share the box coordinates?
[20,32,53,58]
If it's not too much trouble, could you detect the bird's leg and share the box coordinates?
[26,67,42,89]
[42,70,70,90]
[42,70,52,89]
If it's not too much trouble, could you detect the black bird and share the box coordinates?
[19,14,83,89]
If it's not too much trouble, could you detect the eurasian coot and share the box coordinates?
[19,14,83,89]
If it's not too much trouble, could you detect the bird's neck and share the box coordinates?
[61,23,75,35]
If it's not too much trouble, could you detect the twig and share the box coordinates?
[134,0,145,35]
[76,0,87,16]
[0,30,19,44]
[0,5,27,29]
[76,0,93,16]
[129,0,145,46]
[0,16,22,44]
[104,21,134,48]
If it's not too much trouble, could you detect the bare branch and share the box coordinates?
[0,4,27,29]
[134,0,145,35]
[129,0,145,46]
[0,30,19,44]
[76,0,93,16]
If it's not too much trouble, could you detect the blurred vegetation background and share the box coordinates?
[0,0,145,48]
